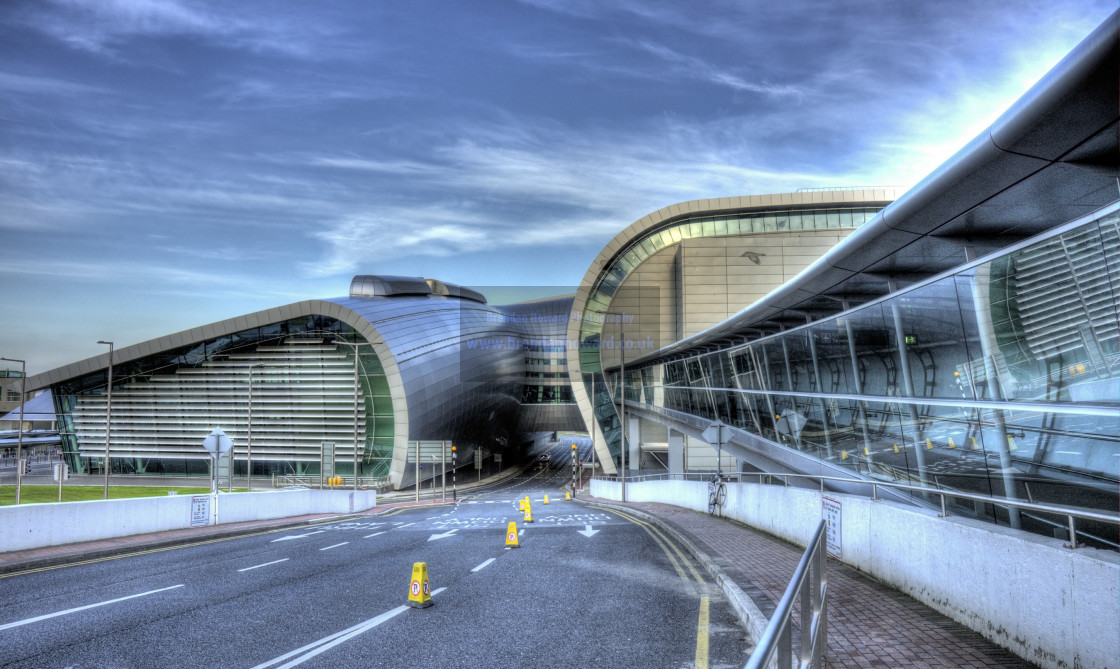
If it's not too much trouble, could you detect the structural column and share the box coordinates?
[628,416,640,471]
[667,428,684,476]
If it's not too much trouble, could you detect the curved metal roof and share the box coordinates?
[622,8,1119,369]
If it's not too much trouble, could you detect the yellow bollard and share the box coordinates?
[407,562,433,608]
[505,521,520,548]
[543,494,549,505]
[524,500,533,523]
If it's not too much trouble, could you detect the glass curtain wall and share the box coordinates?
[580,206,885,467]
[628,207,1120,548]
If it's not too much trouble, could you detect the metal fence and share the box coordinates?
[745,520,828,669]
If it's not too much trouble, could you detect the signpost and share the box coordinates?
[701,421,732,476]
[201,427,233,495]
[474,449,482,481]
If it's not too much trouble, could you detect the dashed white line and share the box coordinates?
[471,558,496,573]
[239,559,290,572]
[320,542,349,551]
[363,531,386,538]
[397,522,415,528]
[0,585,185,631]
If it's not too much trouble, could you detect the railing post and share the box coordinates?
[940,493,948,518]
[1068,515,1078,549]
[872,483,878,501]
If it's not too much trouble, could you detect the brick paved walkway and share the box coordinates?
[597,499,1035,669]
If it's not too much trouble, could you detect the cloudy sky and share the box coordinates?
[0,0,1113,375]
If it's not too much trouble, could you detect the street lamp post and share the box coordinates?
[97,341,113,500]
[0,357,26,505]
[246,364,264,492]
[332,339,371,491]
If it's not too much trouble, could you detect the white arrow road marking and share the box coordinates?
[578,525,600,538]
[0,585,184,631]
[270,530,326,543]
[427,528,459,541]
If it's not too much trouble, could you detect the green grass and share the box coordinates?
[0,485,242,506]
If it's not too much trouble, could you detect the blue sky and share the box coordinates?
[0,0,1114,375]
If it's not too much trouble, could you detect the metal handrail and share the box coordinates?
[593,471,1120,549]
[745,519,828,669]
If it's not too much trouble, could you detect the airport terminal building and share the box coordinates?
[8,10,1118,546]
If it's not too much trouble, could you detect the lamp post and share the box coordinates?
[97,341,113,500]
[0,357,25,505]
[332,339,371,491]
[246,364,265,492]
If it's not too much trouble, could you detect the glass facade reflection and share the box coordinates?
[618,207,1120,547]
[577,204,889,466]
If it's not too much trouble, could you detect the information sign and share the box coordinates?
[321,441,336,480]
[493,454,502,464]
[190,495,211,527]
[474,450,482,469]
[822,496,842,559]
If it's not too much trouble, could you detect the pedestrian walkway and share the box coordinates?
[587,496,1033,668]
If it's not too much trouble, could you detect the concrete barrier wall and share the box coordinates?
[590,478,1119,669]
[0,489,377,554]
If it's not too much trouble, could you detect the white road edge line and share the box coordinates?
[238,559,290,572]
[471,558,496,573]
[0,584,185,631]
[320,542,349,551]
[251,588,448,669]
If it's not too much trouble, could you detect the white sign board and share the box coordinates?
[190,495,211,527]
[202,427,233,456]
[494,454,502,464]
[701,421,732,446]
[822,496,842,559]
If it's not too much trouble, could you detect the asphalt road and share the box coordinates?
[0,437,750,668]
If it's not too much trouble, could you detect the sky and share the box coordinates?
[0,0,1114,376]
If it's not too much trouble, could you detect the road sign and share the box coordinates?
[474,450,482,470]
[202,427,233,456]
[321,441,336,480]
[701,421,732,447]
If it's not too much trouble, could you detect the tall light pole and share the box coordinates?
[332,339,371,491]
[97,341,113,500]
[246,363,265,492]
[619,331,627,503]
[0,357,25,505]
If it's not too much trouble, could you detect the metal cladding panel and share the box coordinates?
[990,10,1119,161]
[328,295,525,446]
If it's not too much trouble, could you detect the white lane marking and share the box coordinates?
[239,559,290,573]
[0,585,184,631]
[397,523,414,528]
[471,558,496,573]
[427,529,458,542]
[518,529,524,536]
[270,530,326,543]
[320,542,349,551]
[363,531,386,538]
[578,525,600,538]
[252,588,448,669]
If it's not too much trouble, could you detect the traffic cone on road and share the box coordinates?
[506,521,520,548]
[407,562,433,608]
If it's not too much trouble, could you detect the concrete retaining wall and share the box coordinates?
[0,489,377,553]
[591,478,1119,669]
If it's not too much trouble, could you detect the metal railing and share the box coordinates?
[745,519,828,669]
[274,474,389,490]
[594,471,1120,549]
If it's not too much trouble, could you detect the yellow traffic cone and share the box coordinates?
[543,494,549,505]
[505,521,519,548]
[565,491,571,501]
[524,500,533,523]
[407,562,433,608]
